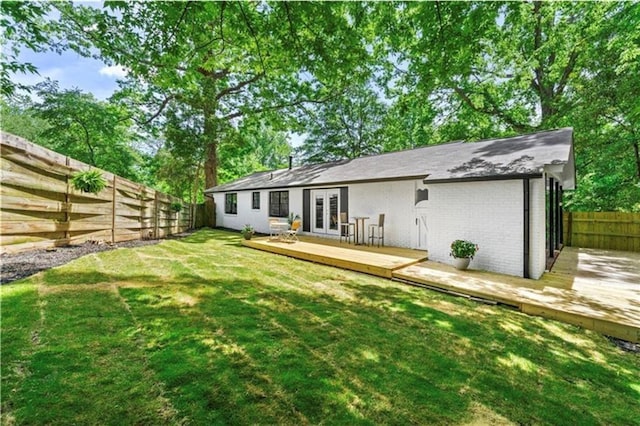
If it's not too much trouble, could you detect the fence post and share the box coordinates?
[139,184,144,239]
[64,157,71,242]
[154,191,159,239]
[111,176,117,243]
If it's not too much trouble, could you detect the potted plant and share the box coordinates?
[70,169,107,194]
[287,213,301,229]
[449,239,479,270]
[241,224,255,240]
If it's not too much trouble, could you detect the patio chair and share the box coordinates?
[368,214,385,247]
[269,218,284,240]
[283,219,301,243]
[339,212,355,244]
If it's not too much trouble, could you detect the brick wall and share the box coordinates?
[213,177,548,279]
[213,188,303,234]
[423,180,525,277]
[348,180,416,248]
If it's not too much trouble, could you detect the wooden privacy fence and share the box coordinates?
[563,211,640,252]
[1,132,199,254]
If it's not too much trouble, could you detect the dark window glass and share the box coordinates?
[415,189,429,204]
[315,195,324,228]
[252,192,260,209]
[329,193,338,230]
[269,191,289,217]
[225,193,237,214]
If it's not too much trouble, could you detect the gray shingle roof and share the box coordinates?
[206,128,574,193]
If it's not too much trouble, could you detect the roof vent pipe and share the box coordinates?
[288,155,293,170]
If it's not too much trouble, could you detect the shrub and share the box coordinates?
[70,170,107,194]
[241,224,254,239]
[450,239,479,259]
[170,202,183,213]
[287,212,301,227]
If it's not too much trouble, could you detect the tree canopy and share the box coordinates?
[3,1,639,212]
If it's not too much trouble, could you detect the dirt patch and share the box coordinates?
[1,232,194,285]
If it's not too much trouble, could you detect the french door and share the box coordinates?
[311,189,340,236]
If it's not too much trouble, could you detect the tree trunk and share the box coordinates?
[633,138,640,181]
[203,110,218,227]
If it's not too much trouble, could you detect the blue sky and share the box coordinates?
[14,48,124,100]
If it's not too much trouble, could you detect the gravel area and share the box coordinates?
[606,336,640,353]
[1,233,193,285]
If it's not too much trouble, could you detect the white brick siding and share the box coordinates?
[212,177,547,279]
[422,180,524,277]
[348,180,416,248]
[213,188,303,234]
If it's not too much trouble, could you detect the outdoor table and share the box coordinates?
[353,216,369,245]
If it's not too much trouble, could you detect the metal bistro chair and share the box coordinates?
[283,219,301,243]
[269,218,281,240]
[339,212,355,244]
[368,214,385,247]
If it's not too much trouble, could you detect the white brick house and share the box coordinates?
[205,128,575,279]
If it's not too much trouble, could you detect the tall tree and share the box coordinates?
[380,2,616,131]
[563,3,640,211]
[31,80,141,180]
[297,84,387,164]
[56,1,373,222]
[218,119,292,183]
[379,1,639,210]
[0,95,51,143]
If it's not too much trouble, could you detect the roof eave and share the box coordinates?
[424,172,544,184]
[206,174,430,193]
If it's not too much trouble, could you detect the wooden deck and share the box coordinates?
[243,237,639,342]
[242,235,427,278]
[394,247,640,343]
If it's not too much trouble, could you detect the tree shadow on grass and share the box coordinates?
[16,257,640,425]
[122,273,640,424]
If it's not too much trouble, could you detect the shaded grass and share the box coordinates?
[2,229,639,425]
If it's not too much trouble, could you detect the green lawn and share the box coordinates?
[2,229,639,425]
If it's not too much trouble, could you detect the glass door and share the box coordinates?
[311,189,341,236]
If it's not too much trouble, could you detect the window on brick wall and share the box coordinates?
[269,191,289,217]
[225,193,237,214]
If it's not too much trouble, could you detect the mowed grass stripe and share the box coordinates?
[1,284,42,424]
[2,286,178,425]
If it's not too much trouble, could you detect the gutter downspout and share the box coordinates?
[523,178,530,279]
[548,177,555,259]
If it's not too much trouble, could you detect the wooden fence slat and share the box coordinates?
[1,146,73,177]
[1,132,201,254]
[563,212,640,252]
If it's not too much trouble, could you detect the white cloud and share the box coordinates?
[99,65,128,78]
[11,67,64,87]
